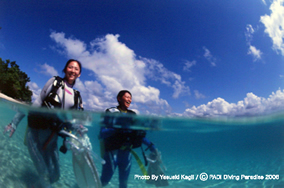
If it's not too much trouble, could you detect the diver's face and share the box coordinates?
[65,61,81,84]
[118,92,132,110]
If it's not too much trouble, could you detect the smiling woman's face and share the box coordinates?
[118,92,132,110]
[64,61,81,84]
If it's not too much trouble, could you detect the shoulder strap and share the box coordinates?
[42,76,64,108]
[54,76,83,110]
[50,76,64,94]
[73,89,84,111]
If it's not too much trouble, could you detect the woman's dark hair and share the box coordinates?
[117,90,132,103]
[62,59,82,74]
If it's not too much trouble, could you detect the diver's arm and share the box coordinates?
[11,112,25,128]
[143,138,165,169]
[142,137,156,152]
[4,112,25,137]
[2,78,55,136]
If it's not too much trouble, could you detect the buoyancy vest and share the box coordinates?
[102,107,147,151]
[28,76,83,130]
[42,76,83,110]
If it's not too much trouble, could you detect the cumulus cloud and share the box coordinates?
[50,32,89,57]
[183,89,284,117]
[49,31,189,114]
[142,58,190,98]
[260,0,284,56]
[203,47,216,66]
[38,63,59,77]
[27,82,41,102]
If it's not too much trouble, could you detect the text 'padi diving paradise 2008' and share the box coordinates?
[134,173,280,181]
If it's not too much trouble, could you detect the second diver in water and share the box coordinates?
[99,90,168,188]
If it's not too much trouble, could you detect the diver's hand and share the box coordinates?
[3,123,15,137]
[153,148,160,160]
[147,148,167,172]
[148,149,163,164]
[75,124,88,136]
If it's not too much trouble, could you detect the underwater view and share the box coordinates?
[0,97,283,188]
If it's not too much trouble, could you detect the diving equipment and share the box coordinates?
[59,129,105,188]
[146,149,169,187]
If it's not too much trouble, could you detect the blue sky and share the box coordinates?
[1,0,284,116]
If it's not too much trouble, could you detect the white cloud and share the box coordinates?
[49,31,190,114]
[27,82,41,102]
[183,89,284,117]
[245,25,263,61]
[50,32,89,57]
[194,90,206,99]
[245,24,255,45]
[38,63,59,77]
[183,60,196,72]
[203,47,216,66]
[260,0,284,56]
[247,45,262,61]
[142,58,190,98]
[84,80,104,96]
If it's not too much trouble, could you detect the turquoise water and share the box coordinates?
[0,98,283,188]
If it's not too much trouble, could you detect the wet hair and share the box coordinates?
[117,90,132,103]
[62,59,82,74]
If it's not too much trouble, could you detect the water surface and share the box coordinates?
[0,98,283,188]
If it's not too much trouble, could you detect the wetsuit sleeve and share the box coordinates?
[32,77,55,107]
[10,112,25,130]
[142,137,156,152]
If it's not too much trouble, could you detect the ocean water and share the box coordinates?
[0,98,283,188]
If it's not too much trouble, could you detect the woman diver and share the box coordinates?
[4,59,84,188]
